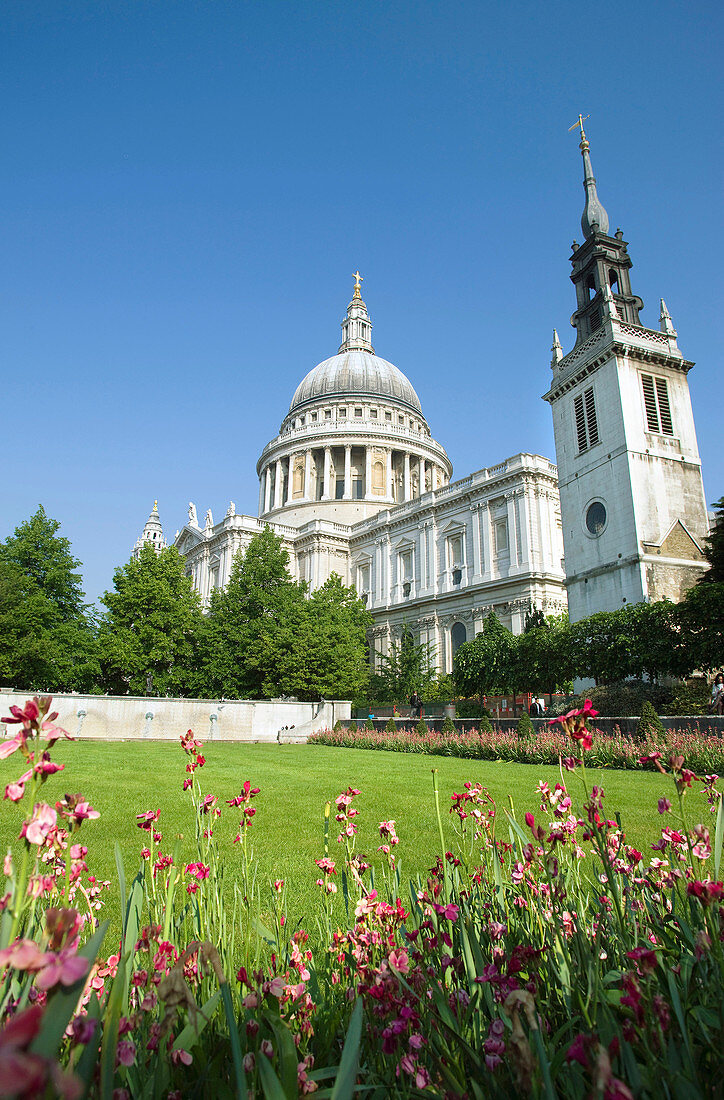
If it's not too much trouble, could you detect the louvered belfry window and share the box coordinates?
[574,387,600,453]
[641,374,673,435]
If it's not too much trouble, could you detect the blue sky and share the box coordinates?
[1,0,721,605]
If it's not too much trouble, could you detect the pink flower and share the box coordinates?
[0,939,50,972]
[24,803,57,845]
[432,902,459,922]
[171,1049,192,1066]
[388,949,409,974]
[35,948,90,990]
[3,700,40,727]
[4,770,32,802]
[0,734,24,760]
[658,798,671,814]
[136,810,160,831]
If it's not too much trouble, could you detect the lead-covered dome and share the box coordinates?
[289,349,422,415]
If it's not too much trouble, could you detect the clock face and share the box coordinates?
[586,501,607,536]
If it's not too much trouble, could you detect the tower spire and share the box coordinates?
[569,114,609,238]
[339,273,374,353]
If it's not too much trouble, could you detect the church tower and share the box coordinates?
[133,501,167,558]
[543,119,709,621]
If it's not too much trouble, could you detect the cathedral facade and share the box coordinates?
[137,128,709,670]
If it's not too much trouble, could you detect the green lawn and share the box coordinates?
[0,740,697,944]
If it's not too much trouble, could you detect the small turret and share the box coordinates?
[338,271,374,353]
[550,329,563,370]
[659,298,677,336]
[134,501,167,558]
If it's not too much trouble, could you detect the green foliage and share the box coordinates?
[385,717,397,733]
[665,678,710,716]
[440,715,456,734]
[414,719,428,736]
[581,680,671,718]
[571,601,689,684]
[454,699,489,719]
[637,699,665,741]
[453,612,516,697]
[516,711,534,741]
[677,582,724,673]
[699,497,724,584]
[333,719,343,732]
[347,720,358,734]
[477,711,493,732]
[515,613,576,694]
[0,508,99,691]
[98,543,203,696]
[198,529,370,701]
[370,627,437,703]
[365,717,375,731]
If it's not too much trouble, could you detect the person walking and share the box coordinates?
[409,691,423,720]
[711,674,724,715]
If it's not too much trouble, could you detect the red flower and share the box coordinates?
[0,1004,47,1096]
[136,810,161,831]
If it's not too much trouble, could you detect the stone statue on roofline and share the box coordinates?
[188,502,198,526]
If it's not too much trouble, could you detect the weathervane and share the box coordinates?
[569,113,590,147]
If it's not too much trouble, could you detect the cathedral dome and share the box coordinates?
[289,349,423,416]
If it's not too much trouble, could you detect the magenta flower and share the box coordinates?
[136,810,161,831]
[658,798,672,814]
[56,794,100,827]
[0,1004,47,1096]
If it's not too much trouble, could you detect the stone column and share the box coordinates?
[386,449,394,501]
[404,452,411,500]
[274,459,283,509]
[323,447,332,500]
[506,493,519,567]
[344,445,352,499]
[471,503,483,581]
[517,488,531,569]
[365,446,372,500]
[419,457,426,496]
[304,450,313,501]
[431,465,439,491]
[264,467,272,513]
[258,476,264,516]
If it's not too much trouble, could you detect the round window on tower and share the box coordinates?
[585,501,607,537]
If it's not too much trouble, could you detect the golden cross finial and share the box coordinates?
[352,270,363,295]
[153,500,158,510]
[568,113,590,142]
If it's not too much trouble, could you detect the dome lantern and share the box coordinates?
[339,271,374,353]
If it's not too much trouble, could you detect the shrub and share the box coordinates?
[585,680,672,717]
[455,699,489,719]
[415,719,428,736]
[347,720,358,734]
[477,711,493,733]
[516,711,534,740]
[333,718,343,732]
[365,717,375,731]
[385,717,397,733]
[664,678,710,716]
[441,715,456,735]
[637,699,665,740]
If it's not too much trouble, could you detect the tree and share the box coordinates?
[198,528,307,699]
[699,497,724,584]
[677,583,724,674]
[453,612,516,699]
[370,627,437,704]
[570,602,690,685]
[199,530,371,701]
[98,544,203,696]
[515,613,575,697]
[0,508,99,692]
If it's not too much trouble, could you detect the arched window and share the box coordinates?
[451,622,467,655]
[585,273,597,300]
[608,269,619,293]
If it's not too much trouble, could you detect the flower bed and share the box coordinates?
[310,721,724,772]
[1,697,723,1097]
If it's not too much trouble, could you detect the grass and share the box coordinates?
[0,738,702,947]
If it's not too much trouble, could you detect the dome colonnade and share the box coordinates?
[255,280,451,525]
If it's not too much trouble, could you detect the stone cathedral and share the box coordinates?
[136,127,709,673]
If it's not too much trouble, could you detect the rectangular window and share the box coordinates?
[354,407,362,418]
[641,374,673,435]
[370,408,378,418]
[574,387,600,453]
[385,411,392,421]
[339,407,346,417]
[335,479,345,500]
[495,521,508,553]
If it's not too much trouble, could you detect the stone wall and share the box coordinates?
[0,692,351,744]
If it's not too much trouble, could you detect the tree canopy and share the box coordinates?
[98,544,204,696]
[0,508,99,691]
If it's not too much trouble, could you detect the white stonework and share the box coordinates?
[543,126,709,621]
[134,502,167,558]
[172,283,567,672]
